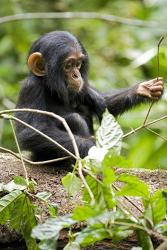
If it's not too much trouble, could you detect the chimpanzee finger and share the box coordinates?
[151,96,160,101]
[150,85,163,92]
[151,80,163,86]
[147,77,163,84]
[151,91,162,97]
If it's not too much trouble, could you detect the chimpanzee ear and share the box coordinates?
[27,52,46,76]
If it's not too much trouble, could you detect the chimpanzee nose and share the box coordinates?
[72,72,78,79]
[72,69,80,79]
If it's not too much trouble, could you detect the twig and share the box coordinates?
[0,109,94,203]
[113,183,143,214]
[123,115,167,138]
[143,36,164,126]
[0,109,78,159]
[145,127,167,141]
[78,159,95,204]
[0,108,79,158]
[1,114,76,159]
[0,12,165,29]
[9,119,28,183]
[0,146,70,165]
[124,35,166,138]
[157,36,164,79]
[143,102,154,126]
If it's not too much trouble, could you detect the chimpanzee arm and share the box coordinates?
[86,78,163,117]
[103,84,145,116]
[103,78,164,116]
[83,86,106,120]
[84,84,144,117]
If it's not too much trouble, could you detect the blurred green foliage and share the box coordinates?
[0,0,166,168]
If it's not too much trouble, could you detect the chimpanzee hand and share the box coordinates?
[136,78,164,101]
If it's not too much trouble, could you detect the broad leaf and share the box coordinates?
[151,190,166,225]
[87,146,108,162]
[0,191,38,250]
[103,151,132,168]
[75,227,109,246]
[32,215,76,250]
[32,216,75,240]
[62,173,82,196]
[63,242,80,250]
[0,190,22,222]
[13,176,28,186]
[144,190,166,226]
[3,180,27,192]
[36,191,52,201]
[48,203,58,217]
[102,164,115,185]
[136,229,154,250]
[83,175,102,204]
[73,206,97,221]
[117,174,150,198]
[96,111,123,154]
[10,194,38,249]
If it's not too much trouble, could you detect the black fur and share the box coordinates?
[15,31,147,163]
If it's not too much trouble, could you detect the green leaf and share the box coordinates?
[88,210,115,226]
[13,176,28,186]
[10,194,38,249]
[62,173,82,196]
[144,190,166,226]
[72,206,97,221]
[48,203,58,217]
[74,210,134,247]
[0,191,38,249]
[157,223,167,235]
[136,229,154,250]
[63,242,80,250]
[39,239,57,250]
[28,179,37,193]
[83,175,101,204]
[103,151,132,168]
[0,190,22,222]
[36,191,52,201]
[102,164,115,185]
[75,227,109,246]
[32,215,76,250]
[2,180,26,192]
[151,190,166,225]
[117,174,150,198]
[162,189,167,204]
[32,215,76,241]
[96,111,123,154]
[102,186,116,209]
[83,175,116,209]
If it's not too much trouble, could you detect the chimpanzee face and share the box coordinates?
[27,31,88,93]
[63,51,85,91]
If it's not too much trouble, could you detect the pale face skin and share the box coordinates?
[136,78,164,101]
[63,52,85,91]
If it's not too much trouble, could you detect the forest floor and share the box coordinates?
[0,153,167,249]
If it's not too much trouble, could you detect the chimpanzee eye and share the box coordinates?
[64,61,72,71]
[76,60,82,69]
